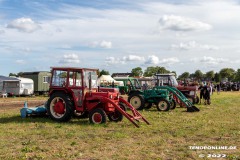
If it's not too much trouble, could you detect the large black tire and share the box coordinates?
[89,108,107,124]
[128,93,145,110]
[47,92,74,122]
[108,103,125,122]
[170,99,176,110]
[155,98,170,111]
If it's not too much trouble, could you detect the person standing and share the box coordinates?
[216,83,221,94]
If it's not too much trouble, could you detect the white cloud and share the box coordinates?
[90,40,112,49]
[160,57,179,65]
[105,54,145,66]
[123,55,145,61]
[100,40,112,49]
[105,57,124,65]
[191,56,227,65]
[0,29,4,34]
[59,53,80,64]
[145,56,179,65]
[16,60,25,64]
[171,41,219,50]
[7,17,41,33]
[145,55,160,65]
[159,15,212,32]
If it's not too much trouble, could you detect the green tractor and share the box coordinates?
[114,77,174,111]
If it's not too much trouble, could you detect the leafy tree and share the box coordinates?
[194,70,203,81]
[9,73,17,77]
[206,70,215,81]
[234,69,240,82]
[17,72,24,77]
[219,68,235,81]
[131,67,143,77]
[171,71,177,78]
[178,72,190,80]
[143,66,170,77]
[99,70,110,77]
[214,72,221,83]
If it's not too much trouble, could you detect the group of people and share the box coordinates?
[198,83,213,105]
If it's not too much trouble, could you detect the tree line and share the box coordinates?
[99,67,240,82]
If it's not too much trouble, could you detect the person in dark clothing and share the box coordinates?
[198,83,211,105]
[216,83,221,94]
[203,85,211,105]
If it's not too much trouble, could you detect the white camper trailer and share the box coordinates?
[17,77,34,96]
[0,76,34,96]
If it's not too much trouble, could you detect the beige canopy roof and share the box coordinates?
[98,75,120,85]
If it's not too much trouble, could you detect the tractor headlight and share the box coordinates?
[109,95,113,99]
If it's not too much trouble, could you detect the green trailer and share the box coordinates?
[21,71,51,95]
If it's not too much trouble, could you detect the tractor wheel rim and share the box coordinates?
[130,96,141,109]
[50,97,66,118]
[111,112,119,120]
[158,101,167,110]
[92,113,102,124]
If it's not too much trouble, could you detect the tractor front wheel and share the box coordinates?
[156,98,170,111]
[89,108,107,124]
[108,103,125,122]
[128,93,145,110]
[47,93,73,122]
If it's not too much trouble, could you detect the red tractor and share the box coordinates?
[46,67,149,127]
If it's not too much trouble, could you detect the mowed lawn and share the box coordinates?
[0,92,239,160]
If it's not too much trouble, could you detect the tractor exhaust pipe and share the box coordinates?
[88,72,92,96]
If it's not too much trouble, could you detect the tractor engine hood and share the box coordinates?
[98,87,119,93]
[177,85,198,91]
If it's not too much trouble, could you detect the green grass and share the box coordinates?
[0,92,239,160]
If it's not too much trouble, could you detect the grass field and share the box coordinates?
[0,92,239,160]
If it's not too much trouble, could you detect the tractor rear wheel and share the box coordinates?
[128,93,145,110]
[156,98,170,111]
[170,99,176,110]
[47,92,73,122]
[108,103,125,122]
[89,108,107,124]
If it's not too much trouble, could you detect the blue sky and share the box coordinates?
[0,0,240,76]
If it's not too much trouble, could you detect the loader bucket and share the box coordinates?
[187,105,200,112]
[191,105,200,111]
